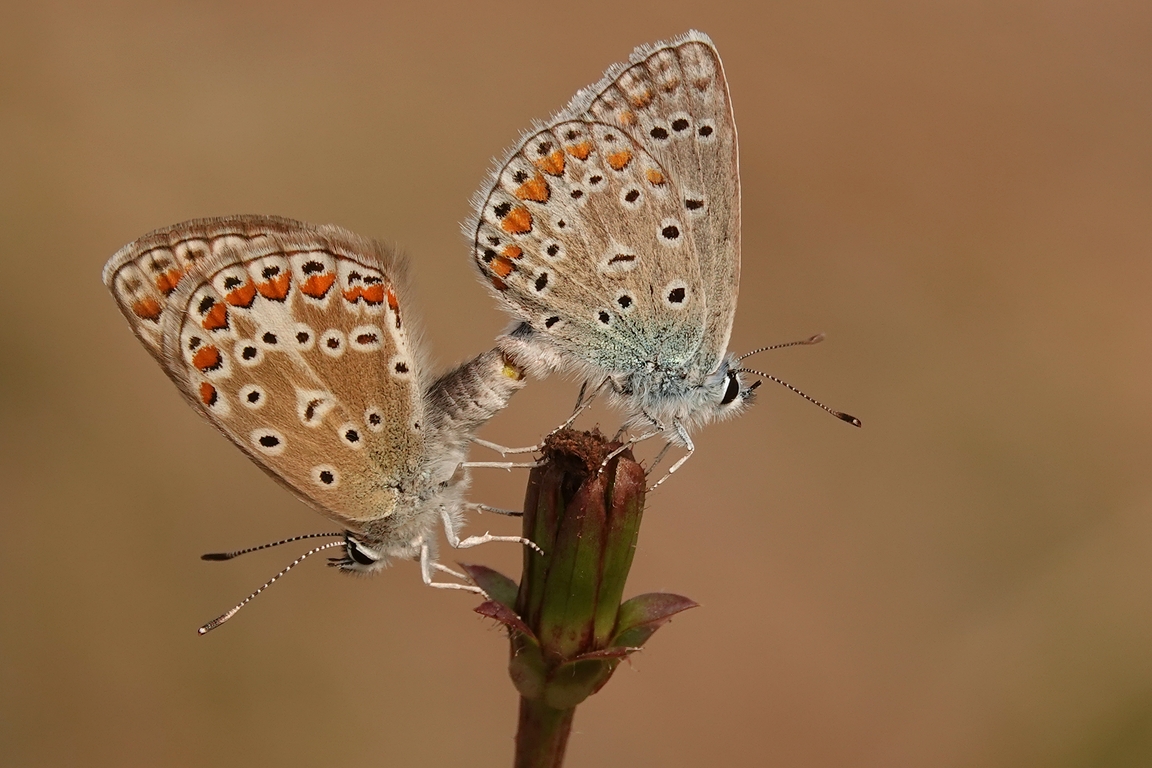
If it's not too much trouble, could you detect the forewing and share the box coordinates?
[470,31,739,376]
[472,121,705,373]
[103,216,311,363]
[117,217,422,529]
[581,32,740,372]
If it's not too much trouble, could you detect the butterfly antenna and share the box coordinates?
[737,333,826,361]
[201,532,345,561]
[737,367,862,427]
[197,539,346,635]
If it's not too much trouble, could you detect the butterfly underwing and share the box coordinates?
[104,215,528,601]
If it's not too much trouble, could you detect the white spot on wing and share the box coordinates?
[319,329,345,357]
[337,422,364,450]
[349,325,384,352]
[311,465,340,488]
[239,384,266,410]
[296,389,336,427]
[364,407,385,433]
[250,428,286,456]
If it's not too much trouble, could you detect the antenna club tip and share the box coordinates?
[198,614,230,634]
[201,552,233,561]
[836,412,862,427]
[806,333,826,344]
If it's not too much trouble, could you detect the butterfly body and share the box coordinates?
[105,216,526,582]
[470,31,755,449]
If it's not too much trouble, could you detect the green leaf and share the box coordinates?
[610,593,698,649]
[543,657,615,710]
[459,563,518,609]
[508,640,549,701]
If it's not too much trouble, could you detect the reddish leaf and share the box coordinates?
[610,593,698,649]
[475,600,536,641]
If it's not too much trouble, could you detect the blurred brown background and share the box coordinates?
[2,2,1150,766]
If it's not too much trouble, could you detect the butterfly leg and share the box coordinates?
[570,379,596,416]
[441,509,543,554]
[419,541,486,595]
[468,378,614,463]
[471,437,541,456]
[461,459,541,470]
[598,427,663,475]
[465,502,523,517]
[647,440,675,474]
[646,421,695,491]
[547,376,611,435]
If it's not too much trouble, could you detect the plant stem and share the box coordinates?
[514,698,575,768]
[474,429,690,767]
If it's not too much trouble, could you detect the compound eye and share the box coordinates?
[720,372,741,405]
[347,538,377,566]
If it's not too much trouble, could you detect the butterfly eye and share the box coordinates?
[720,372,741,406]
[345,538,379,566]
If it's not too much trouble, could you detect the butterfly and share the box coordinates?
[104,215,533,631]
[468,30,858,483]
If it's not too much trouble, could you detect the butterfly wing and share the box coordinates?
[106,216,423,531]
[469,31,739,378]
[103,216,310,363]
[582,32,740,373]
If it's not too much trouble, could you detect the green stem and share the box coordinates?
[514,698,575,768]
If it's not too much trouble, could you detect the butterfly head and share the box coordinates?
[621,353,760,443]
[706,353,762,420]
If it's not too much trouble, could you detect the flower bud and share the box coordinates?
[466,429,696,711]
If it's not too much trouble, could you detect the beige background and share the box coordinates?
[3,2,1151,766]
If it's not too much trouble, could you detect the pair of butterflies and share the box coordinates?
[104,31,855,631]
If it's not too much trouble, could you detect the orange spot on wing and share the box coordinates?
[225,282,257,307]
[501,206,533,235]
[131,298,162,322]
[501,245,523,260]
[515,173,550,203]
[192,345,222,372]
[300,273,336,299]
[617,110,638,126]
[200,303,228,331]
[629,90,653,108]
[361,284,385,305]
[385,285,401,327]
[645,168,666,186]
[607,150,633,171]
[155,268,183,295]
[565,141,593,160]
[491,256,515,278]
[533,150,566,176]
[199,381,217,406]
[256,274,290,301]
[491,275,508,291]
